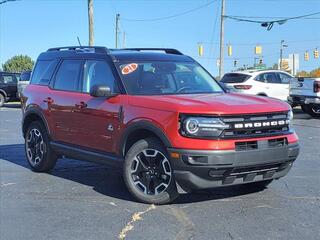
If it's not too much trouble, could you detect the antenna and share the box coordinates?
[77,36,82,46]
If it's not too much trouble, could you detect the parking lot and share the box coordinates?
[0,103,319,240]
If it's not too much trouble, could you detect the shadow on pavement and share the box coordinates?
[292,108,317,120]
[0,144,268,204]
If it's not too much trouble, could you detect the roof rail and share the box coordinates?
[47,46,110,54]
[124,48,183,55]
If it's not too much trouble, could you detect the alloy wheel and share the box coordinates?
[130,149,172,196]
[26,128,45,166]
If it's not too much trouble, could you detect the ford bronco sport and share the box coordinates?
[21,46,300,204]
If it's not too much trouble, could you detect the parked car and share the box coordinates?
[221,70,293,101]
[288,77,320,118]
[0,71,20,107]
[17,70,31,98]
[21,46,299,204]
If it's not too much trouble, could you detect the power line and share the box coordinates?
[200,39,320,46]
[0,0,20,5]
[121,0,216,22]
[226,15,320,20]
[225,11,320,30]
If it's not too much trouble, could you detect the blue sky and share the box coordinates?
[0,0,319,76]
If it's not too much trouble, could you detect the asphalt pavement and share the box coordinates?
[0,103,319,240]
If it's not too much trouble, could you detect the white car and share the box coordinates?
[221,70,293,101]
[17,70,31,98]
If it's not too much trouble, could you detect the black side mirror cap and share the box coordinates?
[90,85,117,98]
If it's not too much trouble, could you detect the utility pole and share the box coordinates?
[279,40,288,70]
[115,14,120,49]
[122,31,126,48]
[280,40,284,70]
[88,0,94,46]
[219,0,225,80]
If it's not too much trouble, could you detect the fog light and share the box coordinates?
[208,169,226,178]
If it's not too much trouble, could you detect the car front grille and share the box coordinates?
[220,112,290,139]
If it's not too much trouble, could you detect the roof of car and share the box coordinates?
[110,50,194,62]
[38,46,194,62]
[228,70,292,76]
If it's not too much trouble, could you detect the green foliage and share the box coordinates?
[297,68,320,78]
[2,55,34,73]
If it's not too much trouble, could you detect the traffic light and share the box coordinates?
[314,49,319,59]
[259,59,263,64]
[198,44,204,57]
[228,45,232,56]
[304,51,309,61]
[255,45,262,55]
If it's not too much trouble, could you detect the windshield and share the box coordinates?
[116,61,223,95]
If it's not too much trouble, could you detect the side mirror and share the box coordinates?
[90,85,117,98]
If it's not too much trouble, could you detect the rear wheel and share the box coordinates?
[123,138,178,204]
[0,93,5,107]
[301,104,320,118]
[25,121,58,172]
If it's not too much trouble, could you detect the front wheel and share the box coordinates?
[123,138,178,204]
[301,104,320,118]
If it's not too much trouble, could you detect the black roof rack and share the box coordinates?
[47,46,110,54]
[123,48,183,55]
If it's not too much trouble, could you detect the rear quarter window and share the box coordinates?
[30,60,58,85]
[221,73,250,83]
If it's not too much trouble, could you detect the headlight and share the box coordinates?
[287,110,293,128]
[287,110,293,121]
[181,116,229,138]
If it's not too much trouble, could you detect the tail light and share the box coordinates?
[233,85,252,90]
[314,81,320,93]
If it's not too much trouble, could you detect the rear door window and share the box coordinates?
[53,60,82,92]
[1,74,16,84]
[221,73,250,83]
[255,73,280,84]
[31,60,58,85]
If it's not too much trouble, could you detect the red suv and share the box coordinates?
[21,47,299,204]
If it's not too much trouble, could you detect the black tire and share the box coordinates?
[0,93,5,107]
[123,137,179,204]
[25,121,58,172]
[245,180,273,190]
[301,104,320,118]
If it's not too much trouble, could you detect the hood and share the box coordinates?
[128,93,290,115]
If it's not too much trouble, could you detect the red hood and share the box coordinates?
[128,93,290,115]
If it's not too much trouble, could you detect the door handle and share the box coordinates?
[43,97,53,104]
[75,101,87,109]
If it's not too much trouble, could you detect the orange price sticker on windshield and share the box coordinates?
[121,63,138,75]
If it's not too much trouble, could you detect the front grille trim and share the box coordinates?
[220,112,290,139]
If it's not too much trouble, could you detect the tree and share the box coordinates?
[309,68,320,77]
[2,55,34,73]
[296,68,320,78]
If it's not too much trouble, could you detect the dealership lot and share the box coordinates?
[0,104,319,240]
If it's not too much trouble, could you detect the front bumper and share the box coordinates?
[168,141,299,192]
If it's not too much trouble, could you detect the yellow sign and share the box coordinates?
[255,45,262,55]
[198,44,204,56]
[228,45,232,56]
